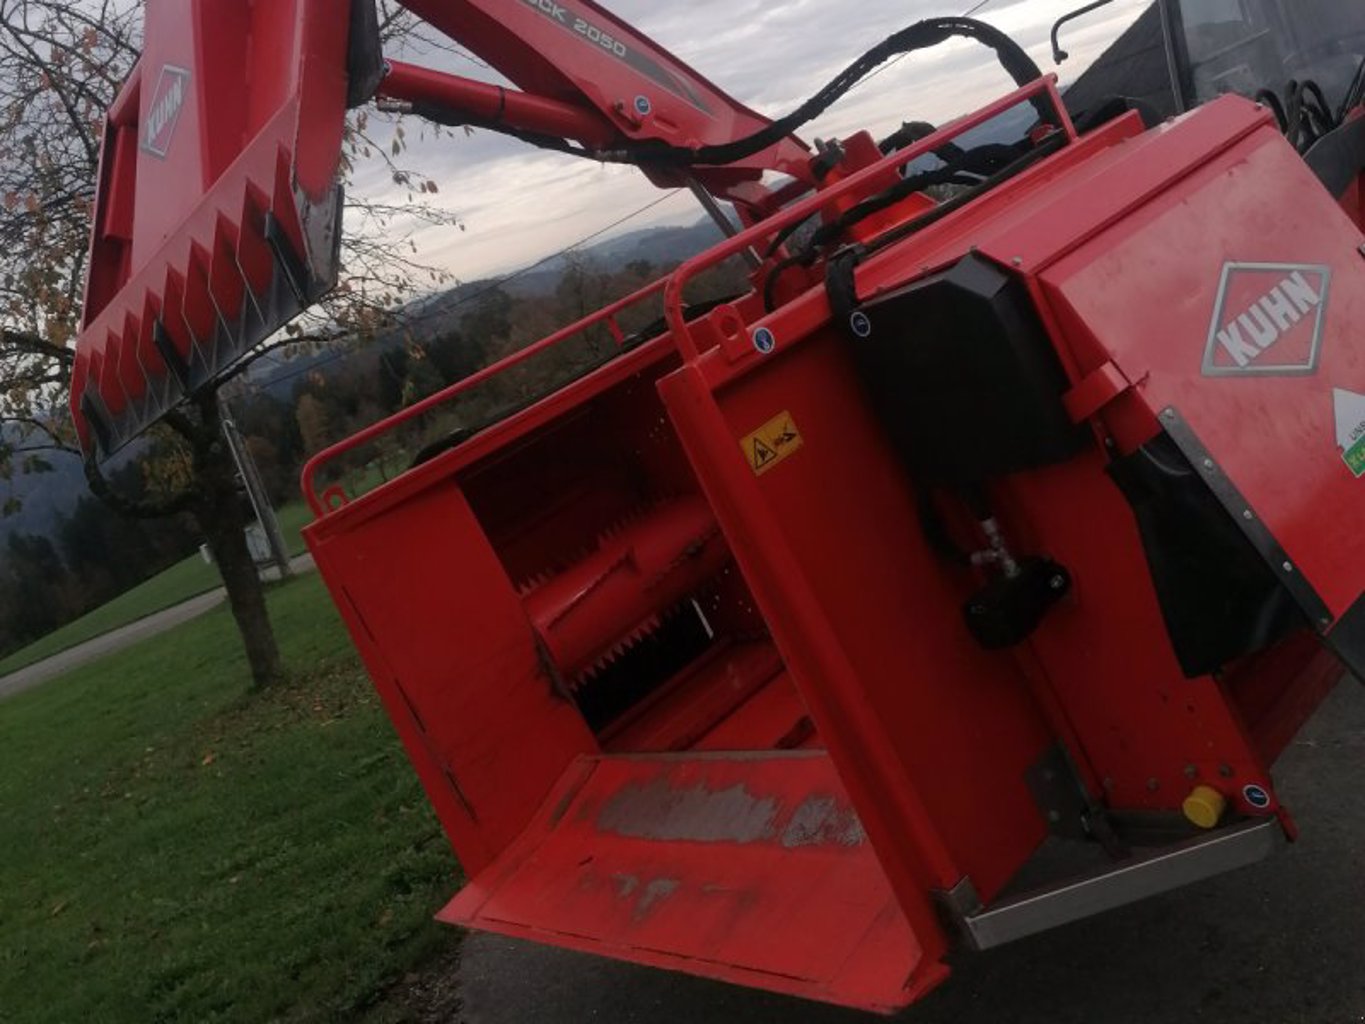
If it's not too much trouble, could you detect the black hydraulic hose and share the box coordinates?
[859,131,1067,261]
[763,131,1065,311]
[1259,78,1345,154]
[405,18,1049,176]
[603,17,1048,168]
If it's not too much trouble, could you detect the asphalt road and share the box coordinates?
[456,680,1365,1024]
[0,553,315,701]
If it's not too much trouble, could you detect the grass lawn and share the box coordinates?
[0,574,462,1023]
[0,501,317,678]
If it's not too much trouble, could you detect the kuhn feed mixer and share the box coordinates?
[71,0,1365,1013]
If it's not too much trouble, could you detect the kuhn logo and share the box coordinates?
[1202,262,1331,377]
[141,65,190,159]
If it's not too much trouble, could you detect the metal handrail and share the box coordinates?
[301,74,1074,517]
[662,75,1074,359]
[301,276,669,513]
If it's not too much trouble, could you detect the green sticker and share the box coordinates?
[1345,438,1365,479]
[1334,390,1365,480]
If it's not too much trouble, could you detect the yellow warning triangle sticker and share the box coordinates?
[741,411,804,477]
[751,438,778,471]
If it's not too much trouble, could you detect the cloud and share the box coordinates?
[357,0,1153,282]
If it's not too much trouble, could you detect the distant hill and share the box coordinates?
[502,219,732,296]
[394,217,731,325]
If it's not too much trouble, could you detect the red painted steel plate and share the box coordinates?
[442,753,924,1013]
[1039,122,1365,621]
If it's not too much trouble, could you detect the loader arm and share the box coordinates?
[69,0,815,461]
[382,0,814,194]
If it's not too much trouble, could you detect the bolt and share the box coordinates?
[1162,409,1177,421]
[1147,777,1160,792]
[1282,561,1295,573]
[1359,243,1365,259]
[1048,810,1063,824]
[1012,256,1023,267]
[1202,458,1215,471]
[1049,575,1067,591]
[1184,764,1198,780]
[1242,509,1254,521]
[1219,764,1234,778]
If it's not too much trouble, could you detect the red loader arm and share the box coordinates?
[384,0,813,195]
[69,0,813,461]
[71,0,353,458]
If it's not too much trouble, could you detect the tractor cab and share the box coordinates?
[1166,0,1365,113]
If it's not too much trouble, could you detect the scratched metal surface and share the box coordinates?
[442,752,923,1012]
[456,681,1365,1023]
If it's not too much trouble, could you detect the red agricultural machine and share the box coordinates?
[71,0,1365,1014]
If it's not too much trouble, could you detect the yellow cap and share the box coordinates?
[1182,785,1227,830]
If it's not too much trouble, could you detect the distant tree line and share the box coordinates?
[0,463,200,657]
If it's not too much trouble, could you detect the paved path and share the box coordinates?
[0,553,315,701]
[456,681,1365,1024]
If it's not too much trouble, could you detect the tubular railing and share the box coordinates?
[302,75,1074,517]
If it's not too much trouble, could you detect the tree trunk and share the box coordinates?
[84,393,285,688]
[194,396,282,688]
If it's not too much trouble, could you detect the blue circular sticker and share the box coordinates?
[849,311,872,338]
[1243,784,1271,810]
[752,327,776,355]
[634,95,652,116]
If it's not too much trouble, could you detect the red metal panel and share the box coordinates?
[991,458,1280,814]
[602,643,790,753]
[442,753,927,1014]
[72,0,349,457]
[658,335,1058,898]
[1037,121,1365,621]
[307,482,598,875]
[692,671,819,752]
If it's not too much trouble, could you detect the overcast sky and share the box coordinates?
[355,0,1153,284]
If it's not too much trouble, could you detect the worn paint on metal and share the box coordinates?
[595,775,868,851]
[635,878,681,921]
[782,795,867,848]
[609,872,683,921]
[596,776,781,844]
[440,754,925,1011]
